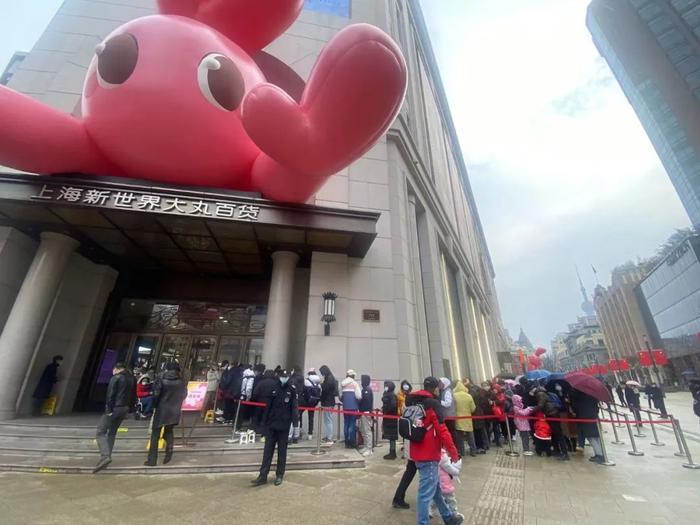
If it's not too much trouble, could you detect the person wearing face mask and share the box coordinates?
[252,369,299,486]
[32,355,63,416]
[397,379,413,415]
[382,381,399,460]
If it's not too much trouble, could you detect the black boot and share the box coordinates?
[383,452,397,460]
[392,499,410,509]
[251,475,267,486]
[163,451,173,465]
[274,475,284,486]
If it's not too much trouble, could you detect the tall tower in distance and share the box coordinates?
[587,0,700,227]
[576,266,596,316]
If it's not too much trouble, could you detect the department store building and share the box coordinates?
[0,0,506,418]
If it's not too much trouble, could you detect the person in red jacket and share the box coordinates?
[407,377,463,525]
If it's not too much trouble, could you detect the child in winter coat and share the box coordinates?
[533,415,552,457]
[512,394,534,456]
[429,448,461,517]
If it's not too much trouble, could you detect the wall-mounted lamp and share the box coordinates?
[322,292,337,336]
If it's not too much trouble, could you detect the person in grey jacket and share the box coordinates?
[439,377,458,450]
[144,362,188,467]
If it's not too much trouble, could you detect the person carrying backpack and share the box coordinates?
[399,377,463,525]
[382,381,399,460]
[302,368,322,440]
[533,385,569,461]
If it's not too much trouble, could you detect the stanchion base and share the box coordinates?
[682,463,700,469]
[505,451,520,457]
[599,461,616,466]
[610,441,625,445]
[674,452,687,457]
[634,434,646,438]
[650,442,665,447]
[627,451,644,456]
[310,450,327,456]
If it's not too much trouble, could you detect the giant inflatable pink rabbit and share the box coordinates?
[0,0,407,203]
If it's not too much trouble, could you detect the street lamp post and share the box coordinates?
[644,337,660,385]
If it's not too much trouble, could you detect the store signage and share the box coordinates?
[666,241,689,266]
[305,0,351,17]
[30,182,260,222]
[363,309,380,322]
[182,381,208,411]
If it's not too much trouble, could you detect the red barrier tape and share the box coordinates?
[235,400,673,425]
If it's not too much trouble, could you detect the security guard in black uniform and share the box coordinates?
[251,369,299,486]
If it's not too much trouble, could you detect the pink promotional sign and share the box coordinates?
[181,381,208,411]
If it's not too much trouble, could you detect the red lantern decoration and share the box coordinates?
[609,359,619,372]
[652,350,669,366]
[619,359,630,371]
[638,351,653,367]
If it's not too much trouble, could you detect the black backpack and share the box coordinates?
[398,404,433,442]
[305,383,321,407]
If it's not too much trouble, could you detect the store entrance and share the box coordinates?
[88,299,266,407]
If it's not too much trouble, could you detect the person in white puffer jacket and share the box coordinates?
[240,367,255,428]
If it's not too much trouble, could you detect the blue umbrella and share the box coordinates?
[546,372,567,383]
[525,369,552,381]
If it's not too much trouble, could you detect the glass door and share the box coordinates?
[188,335,218,381]
[129,334,161,372]
[217,336,245,366]
[245,338,264,365]
[157,334,192,373]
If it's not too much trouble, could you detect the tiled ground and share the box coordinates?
[0,392,697,525]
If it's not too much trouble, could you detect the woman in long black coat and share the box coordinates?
[145,362,188,466]
[381,381,398,460]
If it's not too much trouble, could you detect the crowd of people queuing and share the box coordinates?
[84,355,699,525]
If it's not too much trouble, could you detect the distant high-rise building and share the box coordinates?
[576,266,596,316]
[594,262,656,382]
[587,0,700,227]
[0,52,26,86]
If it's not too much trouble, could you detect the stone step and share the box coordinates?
[0,438,320,455]
[0,449,364,475]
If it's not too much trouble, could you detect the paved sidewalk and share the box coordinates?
[1,433,697,525]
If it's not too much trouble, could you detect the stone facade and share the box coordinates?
[0,0,505,416]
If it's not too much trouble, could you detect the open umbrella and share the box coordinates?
[564,372,612,402]
[625,380,641,387]
[525,369,552,381]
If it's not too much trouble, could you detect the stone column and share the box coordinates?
[0,232,79,420]
[262,251,299,370]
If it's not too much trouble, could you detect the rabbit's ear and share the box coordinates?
[156,0,304,53]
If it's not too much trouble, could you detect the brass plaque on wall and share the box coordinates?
[362,309,380,322]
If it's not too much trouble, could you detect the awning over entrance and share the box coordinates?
[0,173,379,276]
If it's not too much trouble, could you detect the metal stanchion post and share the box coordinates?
[614,408,623,428]
[633,409,645,438]
[670,414,687,457]
[336,403,342,443]
[596,419,615,466]
[647,412,664,447]
[504,415,519,457]
[606,408,624,445]
[674,418,700,470]
[623,413,644,456]
[224,400,243,444]
[311,408,326,456]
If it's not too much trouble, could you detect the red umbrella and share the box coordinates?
[564,372,612,402]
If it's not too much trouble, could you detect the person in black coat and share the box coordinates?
[93,362,136,473]
[649,383,668,417]
[382,380,398,460]
[358,374,374,456]
[319,365,339,443]
[144,362,188,466]
[615,383,626,407]
[624,384,643,426]
[32,355,63,416]
[570,391,605,463]
[252,369,299,486]
[252,369,278,435]
[288,365,306,443]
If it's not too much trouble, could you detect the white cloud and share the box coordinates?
[421,0,690,346]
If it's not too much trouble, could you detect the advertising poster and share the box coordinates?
[181,381,208,411]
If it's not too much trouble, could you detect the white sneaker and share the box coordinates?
[523,451,534,456]
[308,434,314,441]
[361,448,373,457]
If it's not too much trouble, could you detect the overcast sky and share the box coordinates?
[0,1,692,348]
[420,0,690,347]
